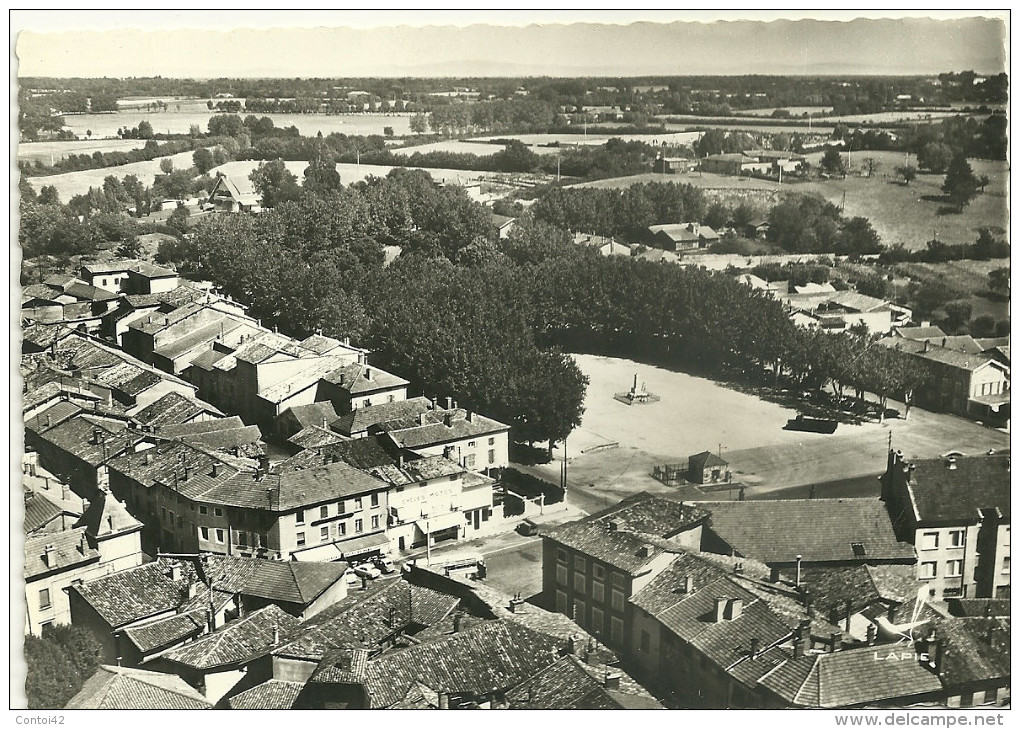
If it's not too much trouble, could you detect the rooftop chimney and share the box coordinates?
[418,413,427,426]
[923,340,930,352]
[683,575,694,594]
[445,396,453,410]
[453,614,463,633]
[947,456,957,470]
[749,637,760,659]
[42,544,55,568]
[438,693,449,710]
[183,465,191,481]
[714,596,728,623]
[466,411,474,423]
[567,634,579,654]
[169,562,182,582]
[829,632,842,653]
[364,368,372,381]
[93,428,104,445]
[637,545,652,559]
[726,597,743,621]
[443,413,454,427]
[211,463,221,477]
[770,565,781,583]
[144,451,152,465]
[604,672,622,690]
[866,623,878,646]
[79,532,87,555]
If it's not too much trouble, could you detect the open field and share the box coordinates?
[23,149,209,202]
[17,139,148,164]
[393,139,505,156]
[60,111,413,139]
[515,354,1009,514]
[733,106,831,117]
[473,131,703,148]
[567,151,1008,252]
[894,258,1010,322]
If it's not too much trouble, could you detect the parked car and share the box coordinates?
[373,555,397,574]
[353,563,382,580]
[516,518,540,537]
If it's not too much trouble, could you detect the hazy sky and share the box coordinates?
[13,11,1009,78]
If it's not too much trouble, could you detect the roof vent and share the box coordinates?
[947,456,957,470]
[607,520,619,532]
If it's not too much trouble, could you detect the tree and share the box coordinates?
[192,147,215,175]
[302,153,343,196]
[492,140,540,173]
[942,300,973,331]
[25,625,103,709]
[896,164,917,186]
[942,154,981,212]
[249,159,301,208]
[158,157,174,174]
[136,120,154,139]
[835,217,883,258]
[116,236,142,258]
[917,142,954,173]
[409,114,428,135]
[167,205,191,234]
[820,147,846,177]
[988,267,1009,296]
[862,157,879,178]
[383,126,394,138]
[37,185,60,206]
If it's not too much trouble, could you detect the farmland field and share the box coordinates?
[17,139,148,164]
[23,149,210,202]
[60,111,412,139]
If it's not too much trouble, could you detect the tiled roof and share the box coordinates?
[199,555,348,605]
[299,333,346,355]
[158,416,245,438]
[106,439,243,495]
[321,620,564,708]
[24,491,67,534]
[275,579,459,661]
[332,397,432,436]
[120,610,208,655]
[880,338,1002,372]
[91,362,163,398]
[505,656,623,709]
[544,494,710,574]
[894,326,947,341]
[179,425,264,452]
[227,680,305,710]
[688,450,728,470]
[65,665,211,709]
[630,551,732,615]
[281,401,339,430]
[905,454,1010,523]
[160,605,301,670]
[75,491,143,539]
[24,528,99,580]
[134,391,221,426]
[23,400,84,434]
[261,459,389,511]
[931,617,1011,685]
[727,645,792,687]
[70,559,197,628]
[758,647,943,708]
[379,408,509,448]
[701,498,915,564]
[21,323,76,351]
[37,414,144,467]
[320,362,409,396]
[288,425,348,450]
[368,455,465,488]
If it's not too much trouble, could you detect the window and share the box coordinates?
[338,522,347,536]
[354,496,363,510]
[337,501,345,514]
[371,515,380,529]
[320,505,329,519]
[610,617,624,644]
[611,589,625,612]
[388,394,395,403]
[593,564,605,580]
[574,573,585,593]
[556,564,568,586]
[488,449,496,465]
[591,607,604,636]
[214,508,223,518]
[573,600,586,627]
[556,590,568,614]
[556,548,567,564]
[465,454,476,468]
[296,532,305,547]
[200,526,209,541]
[920,532,940,550]
[574,555,585,572]
[592,581,605,603]
[371,493,380,508]
[176,516,183,528]
[920,562,937,579]
[199,506,208,515]
[468,441,475,448]
[39,589,51,610]
[640,630,650,653]
[948,530,965,548]
[355,519,364,533]
[102,278,108,286]
[238,531,248,548]
[612,572,626,587]
[320,526,329,542]
[488,437,495,446]
[946,559,963,577]
[296,509,305,525]
[363,399,371,408]
[215,529,225,544]
[161,507,167,522]
[1002,556,1011,574]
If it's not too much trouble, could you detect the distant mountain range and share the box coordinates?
[17,16,1008,78]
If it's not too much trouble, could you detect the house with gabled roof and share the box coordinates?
[207,171,261,213]
[150,604,302,704]
[924,616,1010,707]
[881,449,1010,600]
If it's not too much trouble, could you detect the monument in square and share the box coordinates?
[614,373,660,405]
